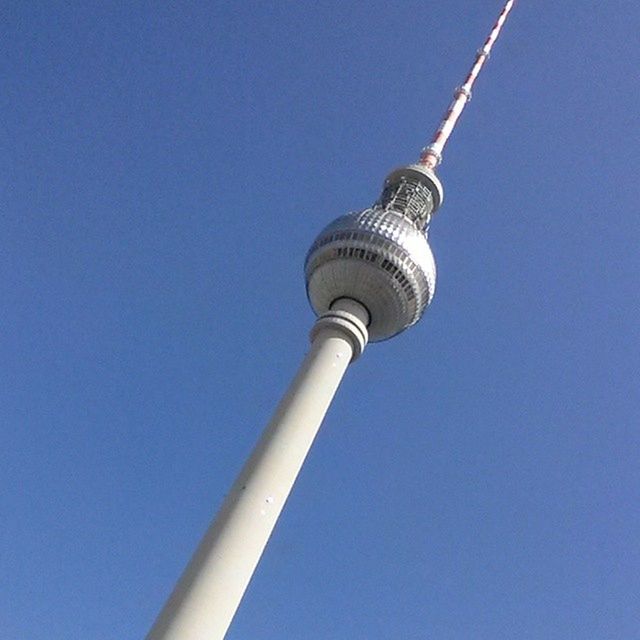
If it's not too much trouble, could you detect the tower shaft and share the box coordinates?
[146,300,368,640]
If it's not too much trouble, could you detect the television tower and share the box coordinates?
[146,2,515,638]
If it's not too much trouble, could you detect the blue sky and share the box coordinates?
[2,1,639,638]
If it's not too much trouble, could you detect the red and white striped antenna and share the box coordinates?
[419,0,515,170]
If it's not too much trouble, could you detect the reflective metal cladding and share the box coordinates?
[305,165,443,342]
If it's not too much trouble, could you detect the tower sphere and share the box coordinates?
[305,165,443,342]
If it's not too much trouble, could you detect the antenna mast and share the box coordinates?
[420,0,515,169]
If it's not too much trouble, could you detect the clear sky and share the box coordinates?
[2,1,639,638]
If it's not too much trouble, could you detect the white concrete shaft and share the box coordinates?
[146,301,368,640]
